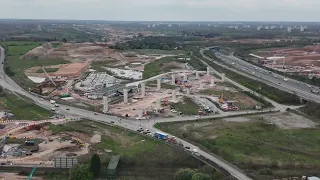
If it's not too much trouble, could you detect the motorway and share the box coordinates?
[200,47,320,103]
[0,46,283,180]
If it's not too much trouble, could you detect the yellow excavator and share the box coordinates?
[219,93,225,104]
[71,138,85,147]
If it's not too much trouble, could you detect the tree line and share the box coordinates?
[110,35,202,50]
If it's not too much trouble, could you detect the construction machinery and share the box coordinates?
[25,140,35,146]
[219,94,225,104]
[167,136,177,144]
[25,124,43,131]
[71,138,85,147]
[41,66,57,87]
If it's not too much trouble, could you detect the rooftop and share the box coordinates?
[107,155,120,170]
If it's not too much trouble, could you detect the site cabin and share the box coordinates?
[154,132,168,140]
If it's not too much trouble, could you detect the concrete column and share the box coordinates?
[171,74,175,85]
[123,89,128,103]
[157,78,161,91]
[172,90,177,102]
[299,97,304,104]
[141,82,146,97]
[199,81,204,89]
[103,96,108,113]
[207,66,210,75]
[186,88,190,95]
[183,73,187,81]
[221,73,225,82]
[210,78,215,86]
[196,72,199,79]
[138,110,143,119]
[156,99,161,109]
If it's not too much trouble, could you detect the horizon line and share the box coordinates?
[0,18,320,23]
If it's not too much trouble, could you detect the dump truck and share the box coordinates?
[154,132,168,140]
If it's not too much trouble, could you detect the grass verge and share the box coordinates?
[134,49,186,55]
[170,97,200,115]
[0,92,52,120]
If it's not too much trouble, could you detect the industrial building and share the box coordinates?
[74,72,120,93]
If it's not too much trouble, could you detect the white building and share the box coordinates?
[287,27,292,33]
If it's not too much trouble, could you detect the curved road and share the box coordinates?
[1,46,292,180]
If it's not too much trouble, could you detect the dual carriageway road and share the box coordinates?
[200,47,320,103]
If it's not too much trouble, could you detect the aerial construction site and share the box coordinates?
[18,42,265,120]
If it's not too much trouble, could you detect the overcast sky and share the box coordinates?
[1,0,320,21]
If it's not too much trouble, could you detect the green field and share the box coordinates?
[47,120,221,180]
[143,55,206,79]
[51,42,62,48]
[0,92,52,120]
[298,102,320,122]
[171,97,200,115]
[35,68,59,73]
[156,115,320,179]
[1,41,69,89]
[134,49,186,55]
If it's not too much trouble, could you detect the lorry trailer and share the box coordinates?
[154,132,168,140]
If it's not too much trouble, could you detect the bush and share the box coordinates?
[174,168,196,180]
[70,164,93,180]
[191,173,212,180]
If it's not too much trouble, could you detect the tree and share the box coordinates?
[191,173,212,180]
[62,38,67,43]
[70,164,93,180]
[161,44,171,50]
[174,168,196,180]
[90,154,101,177]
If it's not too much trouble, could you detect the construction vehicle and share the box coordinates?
[25,140,35,146]
[71,138,85,147]
[167,136,177,144]
[154,132,168,140]
[219,94,225,104]
[41,66,57,87]
[25,124,42,131]
[5,134,14,139]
